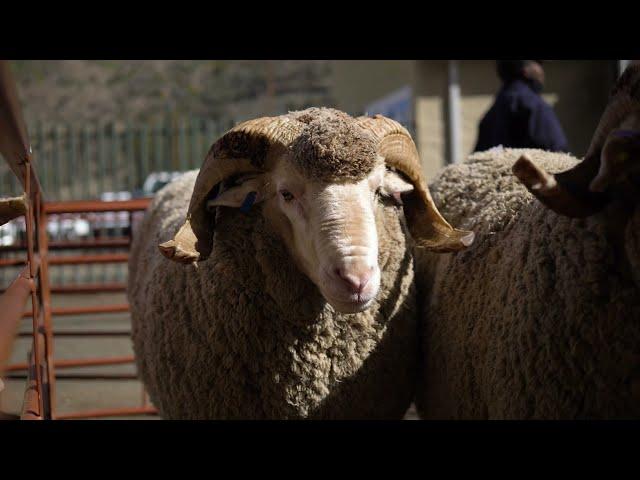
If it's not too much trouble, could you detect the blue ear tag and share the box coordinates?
[240,191,257,213]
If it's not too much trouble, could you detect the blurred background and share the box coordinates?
[2,60,630,196]
[0,59,631,284]
[6,61,632,170]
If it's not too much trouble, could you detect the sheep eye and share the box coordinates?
[280,190,294,202]
[376,188,403,206]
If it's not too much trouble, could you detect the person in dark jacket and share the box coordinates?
[475,60,569,153]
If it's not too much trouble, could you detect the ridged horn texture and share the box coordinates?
[158,116,303,263]
[513,63,640,217]
[357,115,474,252]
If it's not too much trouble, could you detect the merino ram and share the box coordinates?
[128,107,473,419]
[415,64,640,419]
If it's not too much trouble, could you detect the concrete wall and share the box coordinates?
[542,60,614,155]
[413,61,447,179]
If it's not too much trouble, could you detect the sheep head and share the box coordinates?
[159,107,473,313]
[513,63,640,217]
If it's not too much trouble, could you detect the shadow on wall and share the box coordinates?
[545,60,617,157]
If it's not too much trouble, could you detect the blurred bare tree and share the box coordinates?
[11,60,334,125]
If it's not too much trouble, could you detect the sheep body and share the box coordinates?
[129,170,418,419]
[415,148,640,419]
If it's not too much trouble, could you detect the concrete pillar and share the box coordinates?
[446,60,462,164]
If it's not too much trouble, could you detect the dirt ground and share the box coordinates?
[1,291,420,420]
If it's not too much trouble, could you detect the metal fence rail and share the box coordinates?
[0,118,233,286]
[0,61,159,420]
[0,60,53,419]
[4,197,158,419]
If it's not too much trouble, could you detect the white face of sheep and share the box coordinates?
[207,160,413,314]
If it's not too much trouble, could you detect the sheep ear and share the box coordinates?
[382,170,414,196]
[206,176,266,212]
[590,129,640,192]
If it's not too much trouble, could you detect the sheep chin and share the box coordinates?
[324,295,377,314]
[325,296,376,314]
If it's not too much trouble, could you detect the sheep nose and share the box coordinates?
[333,266,374,294]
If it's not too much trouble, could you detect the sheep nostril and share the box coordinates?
[334,267,373,294]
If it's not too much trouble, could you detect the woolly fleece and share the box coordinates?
[289,107,380,182]
[129,171,418,419]
[415,148,640,419]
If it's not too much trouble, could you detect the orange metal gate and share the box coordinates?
[0,61,158,419]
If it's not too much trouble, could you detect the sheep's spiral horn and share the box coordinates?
[357,114,474,252]
[159,116,303,264]
[513,63,640,218]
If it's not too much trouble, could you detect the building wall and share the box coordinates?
[542,60,614,155]
[329,60,414,116]
[413,61,447,179]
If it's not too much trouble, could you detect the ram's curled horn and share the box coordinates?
[0,193,28,227]
[357,114,474,252]
[513,63,640,217]
[158,116,303,264]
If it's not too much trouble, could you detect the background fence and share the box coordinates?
[0,115,236,287]
[1,115,235,200]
